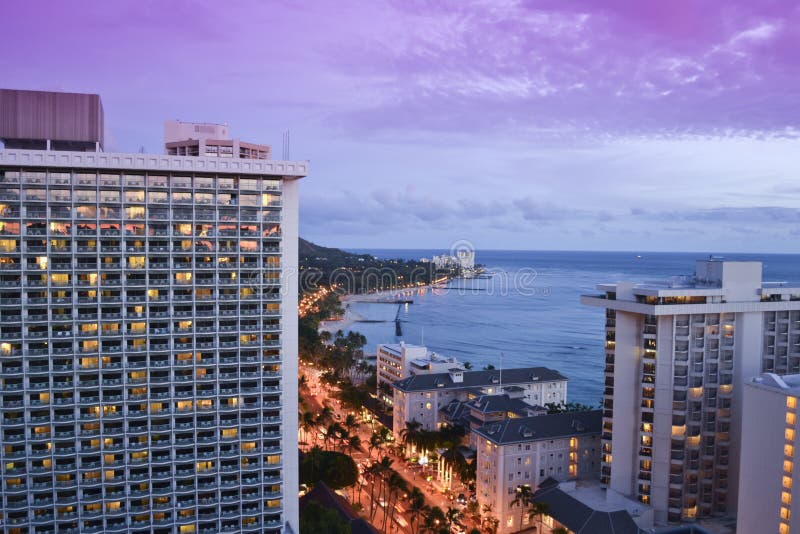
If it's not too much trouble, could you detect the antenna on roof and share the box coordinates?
[499,352,504,392]
[282,130,291,160]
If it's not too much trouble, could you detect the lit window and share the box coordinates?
[789,397,797,410]
[781,507,791,521]
[786,445,795,457]
[783,476,793,489]
[788,413,797,426]
[785,460,794,473]
[788,428,796,442]
[782,491,792,505]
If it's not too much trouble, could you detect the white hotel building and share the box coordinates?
[738,373,800,534]
[0,90,306,533]
[582,259,800,524]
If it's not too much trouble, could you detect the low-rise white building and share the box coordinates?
[376,342,462,404]
[738,373,800,534]
[473,411,602,533]
[391,367,567,436]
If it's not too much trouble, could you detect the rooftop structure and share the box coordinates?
[581,259,800,524]
[530,478,648,534]
[0,89,104,151]
[376,342,462,404]
[164,119,271,160]
[392,366,566,393]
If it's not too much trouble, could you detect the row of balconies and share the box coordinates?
[0,375,282,394]
[1,462,283,482]
[0,354,280,373]
[7,259,279,270]
[0,172,282,190]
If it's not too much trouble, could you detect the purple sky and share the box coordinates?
[3,0,799,252]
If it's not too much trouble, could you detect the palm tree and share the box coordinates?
[371,456,394,521]
[445,506,462,532]
[511,484,534,533]
[344,413,360,435]
[407,487,428,534]
[463,361,473,370]
[346,434,362,456]
[365,462,381,519]
[368,431,383,459]
[423,506,446,534]
[483,516,499,534]
[300,411,316,446]
[400,419,424,455]
[527,502,550,533]
[384,471,408,531]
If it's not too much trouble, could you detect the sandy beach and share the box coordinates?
[317,285,434,336]
[318,298,364,335]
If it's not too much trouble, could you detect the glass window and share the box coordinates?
[172,176,192,189]
[100,191,120,203]
[76,206,97,219]
[74,190,95,203]
[22,172,46,185]
[195,177,214,189]
[26,189,46,201]
[218,178,234,190]
[147,175,168,188]
[240,194,259,207]
[50,189,73,202]
[100,174,120,187]
[123,175,144,187]
[125,191,145,203]
[125,207,146,220]
[149,191,168,204]
[49,172,71,186]
[0,171,20,184]
[195,193,213,205]
[75,173,96,186]
[240,179,258,191]
[172,192,192,203]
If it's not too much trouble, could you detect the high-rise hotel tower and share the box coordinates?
[582,259,800,524]
[0,89,306,533]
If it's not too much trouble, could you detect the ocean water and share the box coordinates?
[338,250,800,406]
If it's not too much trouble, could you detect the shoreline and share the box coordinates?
[317,282,444,336]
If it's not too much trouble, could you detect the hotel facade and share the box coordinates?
[473,411,602,534]
[738,373,800,534]
[582,259,800,523]
[0,90,306,533]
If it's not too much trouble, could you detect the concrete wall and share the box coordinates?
[610,309,642,498]
[737,383,794,534]
[281,178,300,532]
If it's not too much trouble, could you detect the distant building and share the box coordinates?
[530,477,649,534]
[391,366,567,435]
[738,373,800,534]
[430,250,475,272]
[164,119,271,159]
[376,342,462,404]
[582,259,800,523]
[473,411,604,533]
